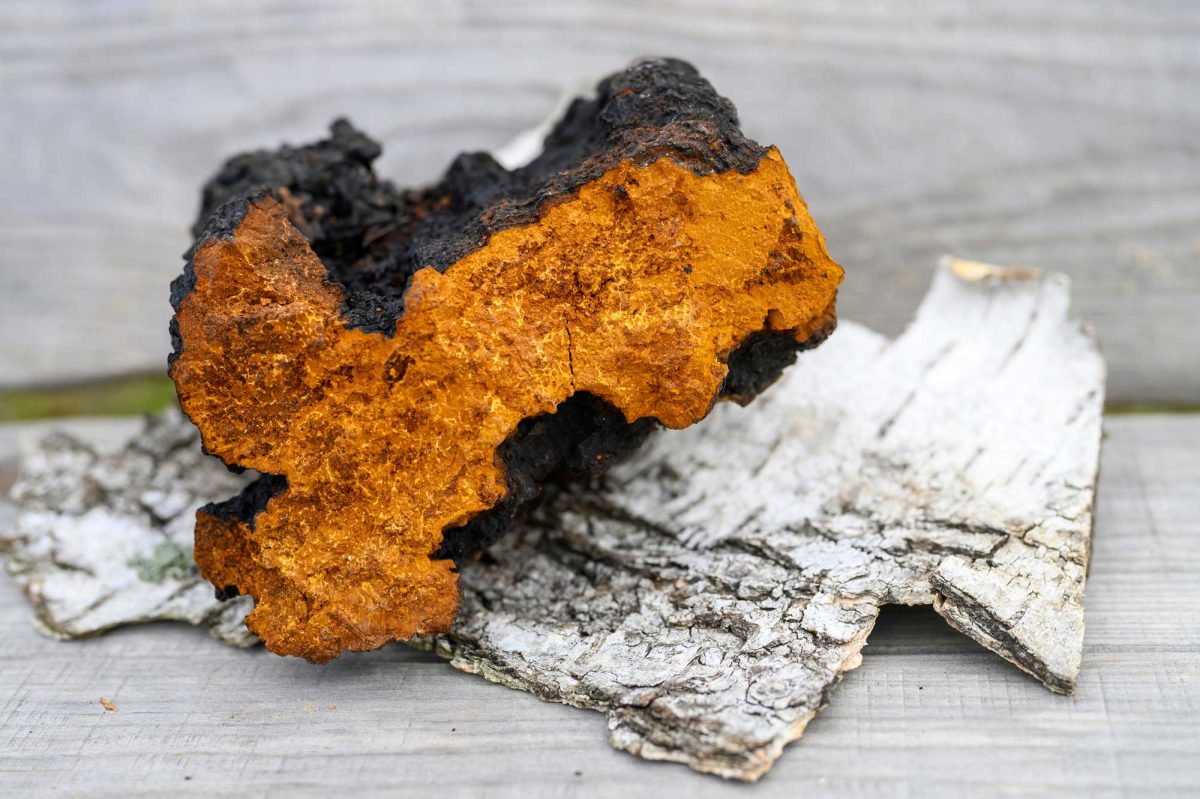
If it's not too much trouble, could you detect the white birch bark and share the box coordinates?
[2,410,256,645]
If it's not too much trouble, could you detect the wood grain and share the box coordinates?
[1,413,1197,796]
[1,1,1198,404]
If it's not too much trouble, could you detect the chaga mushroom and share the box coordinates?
[169,58,843,662]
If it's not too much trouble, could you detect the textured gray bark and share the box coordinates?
[0,259,1104,781]
[2,410,255,645]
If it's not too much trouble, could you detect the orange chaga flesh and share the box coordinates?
[169,59,843,662]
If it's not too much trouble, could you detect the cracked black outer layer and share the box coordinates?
[181,58,767,335]
[172,57,823,567]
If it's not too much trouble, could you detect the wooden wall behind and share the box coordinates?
[2,1,1197,404]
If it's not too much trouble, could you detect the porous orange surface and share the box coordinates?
[172,148,842,662]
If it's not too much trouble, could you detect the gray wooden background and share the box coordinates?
[2,0,1197,404]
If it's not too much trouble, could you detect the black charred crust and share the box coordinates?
[174,58,813,564]
[720,332,806,405]
[214,584,240,601]
[176,57,768,337]
[199,472,288,533]
[720,321,837,404]
[436,393,658,564]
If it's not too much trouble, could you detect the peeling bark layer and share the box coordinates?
[169,59,842,662]
[2,258,1104,781]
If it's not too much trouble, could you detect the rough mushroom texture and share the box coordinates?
[2,258,1105,780]
[168,59,843,662]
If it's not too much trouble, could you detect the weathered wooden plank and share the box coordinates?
[1,413,1197,796]
[1,0,1198,404]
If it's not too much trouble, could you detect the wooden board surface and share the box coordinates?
[1,412,1197,797]
[2,0,1198,404]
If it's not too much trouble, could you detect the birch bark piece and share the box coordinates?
[0,258,1104,781]
[437,257,1105,778]
[2,410,256,645]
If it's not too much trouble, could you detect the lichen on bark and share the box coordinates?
[2,410,255,645]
